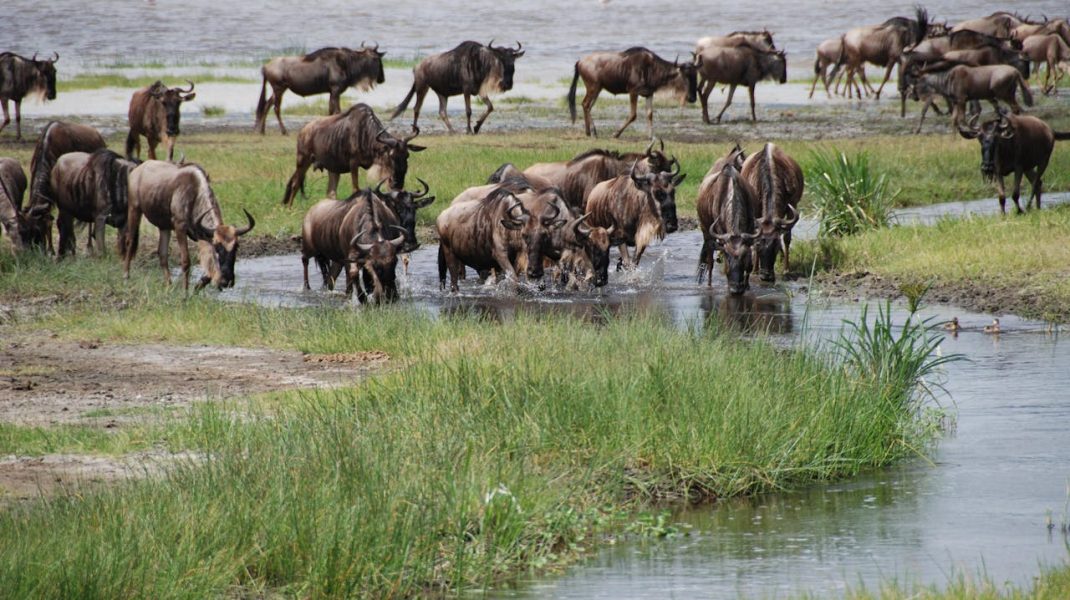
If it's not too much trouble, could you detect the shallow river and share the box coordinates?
[217,196,1070,596]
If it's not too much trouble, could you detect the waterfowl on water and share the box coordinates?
[942,317,961,332]
[983,318,1001,334]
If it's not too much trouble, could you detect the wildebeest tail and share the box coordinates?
[1054,131,1070,140]
[255,69,269,128]
[1018,73,1034,107]
[567,63,581,123]
[437,244,447,286]
[389,82,417,121]
[124,128,139,161]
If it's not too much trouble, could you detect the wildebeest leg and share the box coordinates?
[492,247,519,284]
[173,229,191,291]
[715,85,738,124]
[411,87,429,131]
[463,93,473,134]
[328,91,341,115]
[13,100,23,142]
[271,85,287,135]
[473,94,494,134]
[645,95,655,139]
[581,84,602,137]
[873,63,895,99]
[782,231,792,273]
[633,241,649,267]
[301,254,311,290]
[615,243,633,271]
[56,211,75,258]
[350,163,360,192]
[147,135,158,161]
[282,159,311,206]
[700,79,716,124]
[697,239,710,284]
[1006,95,1023,114]
[436,93,456,134]
[1010,170,1025,214]
[1026,168,1042,210]
[0,100,9,136]
[157,229,173,286]
[166,136,175,162]
[748,85,757,122]
[613,93,639,138]
[327,172,340,200]
[93,215,107,257]
[808,63,822,99]
[123,208,142,279]
[914,100,932,133]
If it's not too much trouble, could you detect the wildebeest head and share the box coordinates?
[630,159,684,234]
[569,213,614,287]
[13,204,54,251]
[150,80,196,136]
[957,112,1014,181]
[712,220,756,296]
[677,56,699,103]
[486,40,525,91]
[200,208,254,289]
[29,53,59,100]
[643,138,676,172]
[754,204,798,282]
[375,126,427,190]
[374,177,434,253]
[523,190,568,281]
[348,226,406,303]
[359,42,387,85]
[761,50,789,84]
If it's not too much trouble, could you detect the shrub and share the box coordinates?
[807,150,898,237]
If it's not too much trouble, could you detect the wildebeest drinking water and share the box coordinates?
[696,155,759,295]
[48,149,139,257]
[0,52,58,141]
[390,40,525,135]
[126,80,197,162]
[255,44,387,135]
[568,47,698,139]
[281,103,425,206]
[740,143,802,283]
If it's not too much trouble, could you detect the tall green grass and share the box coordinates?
[0,307,950,597]
[807,150,898,237]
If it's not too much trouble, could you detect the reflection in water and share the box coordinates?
[700,290,793,335]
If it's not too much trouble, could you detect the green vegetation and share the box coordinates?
[838,561,1070,599]
[200,104,226,117]
[58,73,254,92]
[808,150,897,237]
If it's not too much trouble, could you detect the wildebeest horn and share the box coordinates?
[629,159,642,184]
[644,139,655,156]
[51,52,59,62]
[351,227,372,250]
[375,178,387,195]
[403,125,420,143]
[387,225,406,248]
[668,157,681,176]
[515,40,523,52]
[376,127,392,144]
[708,218,720,237]
[178,80,195,93]
[413,177,430,198]
[235,209,255,236]
[540,201,561,226]
[572,213,592,237]
[778,203,799,227]
[488,38,495,48]
[32,52,37,61]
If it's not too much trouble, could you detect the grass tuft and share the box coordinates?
[806,150,898,237]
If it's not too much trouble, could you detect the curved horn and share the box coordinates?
[375,178,387,195]
[488,38,496,48]
[51,52,59,62]
[669,157,681,176]
[31,52,37,62]
[541,201,561,225]
[515,40,523,52]
[235,209,256,236]
[387,225,407,248]
[778,203,799,227]
[350,227,372,250]
[659,138,665,152]
[644,139,656,156]
[376,127,393,145]
[413,177,430,198]
[708,217,721,237]
[179,80,195,93]
[403,125,420,143]
[572,213,591,237]
[629,159,642,185]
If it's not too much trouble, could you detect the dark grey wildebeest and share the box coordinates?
[48,149,139,257]
[126,80,196,161]
[255,45,386,135]
[390,40,525,135]
[695,45,787,124]
[740,143,802,282]
[0,52,58,141]
[568,47,698,138]
[696,158,759,295]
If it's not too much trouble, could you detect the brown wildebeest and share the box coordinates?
[841,7,929,100]
[1013,18,1070,46]
[1023,34,1070,93]
[123,160,255,290]
[957,111,1070,214]
[695,31,776,54]
[390,40,525,135]
[255,44,387,135]
[901,66,954,132]
[554,214,615,288]
[696,158,758,295]
[940,64,1034,125]
[48,149,139,257]
[0,157,48,250]
[948,29,1022,51]
[567,47,698,138]
[952,13,1023,38]
[810,36,847,98]
[695,45,787,123]
[586,160,683,270]
[26,121,106,251]
[281,103,425,206]
[0,52,58,141]
[938,46,1031,78]
[740,143,802,283]
[435,188,534,292]
[126,80,196,162]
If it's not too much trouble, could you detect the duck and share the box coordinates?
[983,318,1001,334]
[942,317,961,332]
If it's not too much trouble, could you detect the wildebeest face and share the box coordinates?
[489,41,525,91]
[960,117,1014,180]
[378,178,434,253]
[574,220,613,287]
[204,210,254,289]
[717,236,755,295]
[152,82,196,136]
[362,45,387,84]
[35,56,58,100]
[524,201,565,280]
[676,62,699,103]
[18,206,53,251]
[642,171,684,234]
[350,233,405,303]
[770,51,788,84]
[378,127,427,190]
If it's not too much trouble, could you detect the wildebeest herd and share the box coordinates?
[1,8,1068,304]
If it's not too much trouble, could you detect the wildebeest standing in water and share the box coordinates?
[840,6,929,100]
[390,40,525,135]
[957,111,1070,214]
[696,147,759,294]
[0,52,58,141]
[48,149,139,257]
[435,188,533,292]
[124,160,255,290]
[255,45,387,135]
[126,80,196,162]
[740,143,802,282]
[568,47,698,138]
[0,157,48,250]
[695,45,787,124]
[27,121,107,251]
[281,103,425,206]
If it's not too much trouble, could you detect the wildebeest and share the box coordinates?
[1022,34,1070,93]
[696,157,758,295]
[555,214,615,288]
[902,66,954,132]
[952,12,1023,38]
[740,143,803,283]
[123,160,255,290]
[126,80,196,161]
[810,36,847,98]
[255,45,387,135]
[299,189,406,302]
[695,31,777,54]
[957,111,1070,214]
[281,103,425,206]
[586,160,683,270]
[0,52,58,141]
[47,149,139,257]
[567,47,698,138]
[940,64,1034,125]
[841,7,929,99]
[695,45,787,123]
[26,121,107,250]
[1012,18,1070,46]
[390,40,525,135]
[0,157,48,250]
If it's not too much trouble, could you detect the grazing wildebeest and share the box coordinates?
[586,160,683,270]
[0,52,58,141]
[255,44,387,135]
[695,30,777,54]
[26,121,107,250]
[390,40,525,135]
[281,103,425,206]
[696,159,758,295]
[1022,34,1070,93]
[123,160,255,290]
[48,149,139,257]
[740,143,803,283]
[435,188,534,292]
[940,64,1034,125]
[810,36,847,98]
[0,157,40,250]
[567,47,698,138]
[126,80,196,162]
[957,111,1070,214]
[695,45,787,123]
[841,7,929,100]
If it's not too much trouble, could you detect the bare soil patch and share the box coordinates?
[0,451,200,503]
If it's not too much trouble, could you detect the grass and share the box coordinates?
[58,73,254,92]
[200,104,226,117]
[836,561,1070,599]
[0,301,951,596]
[808,149,897,237]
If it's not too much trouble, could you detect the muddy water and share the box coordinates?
[219,196,1070,594]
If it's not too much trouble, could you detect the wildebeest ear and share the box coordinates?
[182,93,197,102]
[407,144,427,152]
[672,173,687,186]
[500,218,523,230]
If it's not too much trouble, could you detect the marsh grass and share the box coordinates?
[58,73,253,92]
[200,104,226,117]
[806,149,898,237]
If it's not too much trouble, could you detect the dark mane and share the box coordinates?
[568,148,627,165]
[303,47,341,62]
[621,46,652,56]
